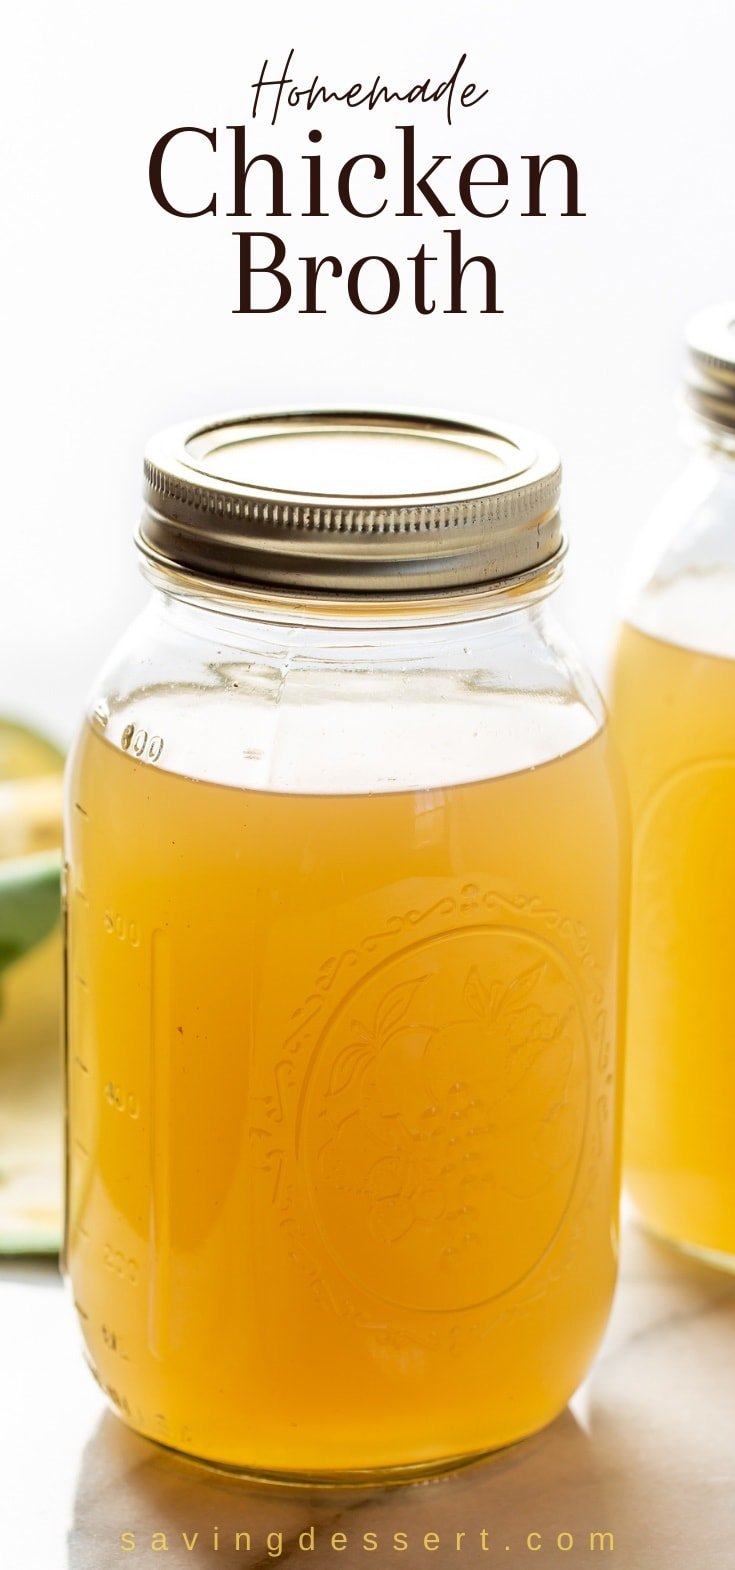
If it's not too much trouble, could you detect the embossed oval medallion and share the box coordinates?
[635,759,735,958]
[299,926,588,1312]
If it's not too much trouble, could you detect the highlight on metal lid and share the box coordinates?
[137,408,563,596]
[685,301,735,433]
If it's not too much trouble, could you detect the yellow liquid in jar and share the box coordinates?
[64,718,624,1477]
[611,620,735,1261]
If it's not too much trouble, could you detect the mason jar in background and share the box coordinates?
[63,408,628,1480]
[611,304,735,1267]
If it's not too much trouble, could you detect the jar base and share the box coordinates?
[105,1403,533,1489]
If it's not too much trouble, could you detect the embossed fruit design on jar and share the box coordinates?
[611,304,735,1267]
[64,409,627,1479]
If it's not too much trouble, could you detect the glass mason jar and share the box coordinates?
[611,304,735,1267]
[63,409,627,1481]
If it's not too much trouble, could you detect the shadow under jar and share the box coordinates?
[63,409,628,1481]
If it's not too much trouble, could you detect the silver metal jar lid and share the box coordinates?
[137,408,563,596]
[685,302,735,434]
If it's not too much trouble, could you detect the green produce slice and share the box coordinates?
[0,851,62,981]
[0,717,64,781]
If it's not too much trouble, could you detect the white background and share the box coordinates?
[2,0,734,743]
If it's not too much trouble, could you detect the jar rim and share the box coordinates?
[137,406,563,597]
[140,538,568,628]
[685,301,735,435]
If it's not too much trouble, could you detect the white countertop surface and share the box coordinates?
[2,1219,734,1569]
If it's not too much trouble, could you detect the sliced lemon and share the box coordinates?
[0,717,64,863]
[0,717,64,782]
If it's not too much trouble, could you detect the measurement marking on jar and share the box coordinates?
[75,974,89,990]
[122,724,165,763]
[77,1224,90,1240]
[74,1301,89,1321]
[104,1081,140,1119]
[104,909,141,946]
[74,1138,90,1158]
[74,801,88,817]
[101,1323,129,1358]
[104,1243,140,1284]
[104,1383,132,1417]
[74,1056,89,1074]
[148,927,172,1357]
